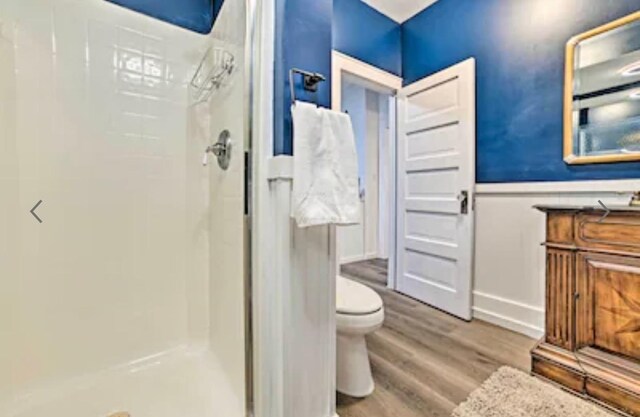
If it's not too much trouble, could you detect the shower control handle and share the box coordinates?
[203,130,232,170]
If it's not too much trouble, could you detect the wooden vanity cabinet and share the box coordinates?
[532,206,640,416]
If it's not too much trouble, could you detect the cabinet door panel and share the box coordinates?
[577,253,640,360]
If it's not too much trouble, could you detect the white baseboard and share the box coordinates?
[472,291,544,339]
[473,307,543,340]
[339,253,377,265]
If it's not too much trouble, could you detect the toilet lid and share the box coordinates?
[336,276,383,315]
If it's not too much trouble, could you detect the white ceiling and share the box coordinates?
[361,0,439,23]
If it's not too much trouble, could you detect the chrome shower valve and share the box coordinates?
[203,130,232,170]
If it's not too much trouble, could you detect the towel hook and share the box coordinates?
[289,68,326,106]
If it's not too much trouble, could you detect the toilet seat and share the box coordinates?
[336,275,383,315]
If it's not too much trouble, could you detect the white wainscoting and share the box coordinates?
[473,179,640,339]
[252,2,335,413]
[254,155,336,417]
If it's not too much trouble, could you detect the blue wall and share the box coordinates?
[333,0,402,76]
[403,0,640,183]
[106,0,223,34]
[274,0,333,155]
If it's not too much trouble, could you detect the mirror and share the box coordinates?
[565,11,640,164]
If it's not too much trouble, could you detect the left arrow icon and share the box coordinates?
[30,200,43,223]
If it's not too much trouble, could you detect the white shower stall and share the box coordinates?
[0,0,254,415]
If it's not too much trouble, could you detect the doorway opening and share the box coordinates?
[338,78,394,269]
[332,51,402,291]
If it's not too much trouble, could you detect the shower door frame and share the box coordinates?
[244,0,261,415]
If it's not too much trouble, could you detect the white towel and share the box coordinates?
[291,101,360,228]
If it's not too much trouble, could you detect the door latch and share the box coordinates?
[459,190,469,215]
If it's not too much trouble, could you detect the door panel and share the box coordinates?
[405,211,457,243]
[405,250,457,289]
[406,81,459,119]
[406,124,459,160]
[406,169,459,197]
[577,252,640,360]
[395,58,475,320]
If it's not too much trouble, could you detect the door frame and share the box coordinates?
[331,51,403,289]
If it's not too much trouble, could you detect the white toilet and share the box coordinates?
[336,275,384,397]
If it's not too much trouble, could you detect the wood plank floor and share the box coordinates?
[337,259,537,417]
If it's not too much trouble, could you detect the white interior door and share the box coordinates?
[395,58,475,320]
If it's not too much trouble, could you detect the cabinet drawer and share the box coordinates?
[547,212,575,244]
[575,214,640,255]
[587,378,640,417]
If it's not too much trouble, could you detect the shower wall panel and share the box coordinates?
[0,20,19,406]
[0,0,209,405]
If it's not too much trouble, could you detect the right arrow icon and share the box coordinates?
[597,200,610,223]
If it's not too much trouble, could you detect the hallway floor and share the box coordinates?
[337,259,537,417]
